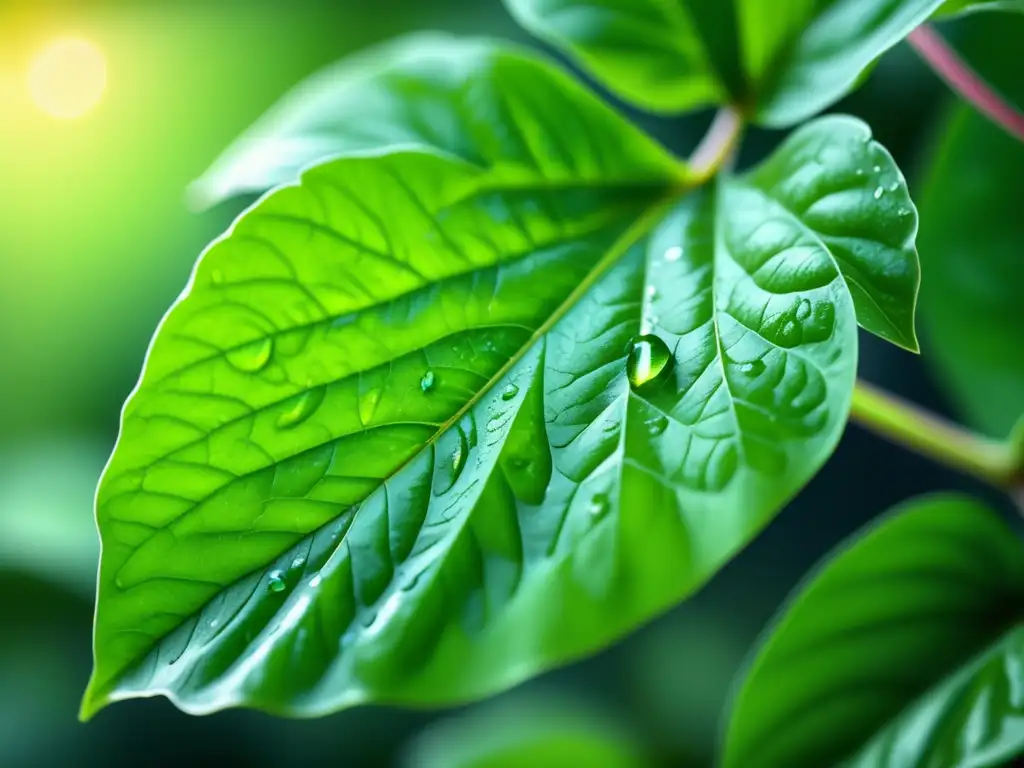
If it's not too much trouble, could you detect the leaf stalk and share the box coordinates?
[850,379,1023,498]
[908,24,1024,143]
[689,107,744,181]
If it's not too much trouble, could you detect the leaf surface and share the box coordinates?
[721,495,1024,768]
[85,44,919,720]
[934,0,1024,17]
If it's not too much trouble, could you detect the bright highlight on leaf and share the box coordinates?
[27,37,107,120]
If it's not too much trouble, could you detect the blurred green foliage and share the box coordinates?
[1,1,1020,766]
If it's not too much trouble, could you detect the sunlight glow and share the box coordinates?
[27,37,107,120]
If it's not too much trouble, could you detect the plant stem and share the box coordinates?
[850,379,1021,491]
[908,25,1024,143]
[689,107,744,180]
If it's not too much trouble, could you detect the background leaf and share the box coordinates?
[84,45,901,719]
[933,0,1024,18]
[916,14,1024,438]
[721,494,1024,768]
[401,692,649,768]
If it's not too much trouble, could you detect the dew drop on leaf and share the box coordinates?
[588,492,610,519]
[290,556,306,571]
[501,383,519,401]
[664,246,682,263]
[888,180,900,192]
[267,569,287,593]
[626,334,673,391]
[420,369,437,393]
[276,386,326,429]
[646,285,657,298]
[226,338,273,373]
[737,359,767,377]
[309,573,322,589]
[645,414,669,436]
[359,387,382,425]
[796,298,812,321]
[873,187,884,200]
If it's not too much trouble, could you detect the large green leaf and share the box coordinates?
[403,694,649,768]
[721,495,1024,768]
[501,0,945,127]
[917,16,1024,438]
[84,41,920,719]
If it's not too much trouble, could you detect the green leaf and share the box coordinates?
[501,0,742,115]
[934,0,1024,18]
[721,494,1024,768]
[501,0,944,128]
[917,16,1024,438]
[85,39,920,718]
[402,694,649,768]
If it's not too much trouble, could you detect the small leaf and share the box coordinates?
[502,0,944,127]
[402,694,648,768]
[501,0,743,114]
[747,115,921,351]
[917,15,1024,437]
[721,494,1024,768]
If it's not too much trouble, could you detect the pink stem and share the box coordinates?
[908,24,1024,142]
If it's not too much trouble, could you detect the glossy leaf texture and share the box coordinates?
[502,0,945,126]
[85,41,922,718]
[402,695,648,768]
[917,14,1024,438]
[721,495,1024,768]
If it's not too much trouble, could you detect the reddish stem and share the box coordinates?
[908,24,1024,142]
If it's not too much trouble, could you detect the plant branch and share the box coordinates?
[689,107,744,181]
[908,24,1024,143]
[850,379,1022,493]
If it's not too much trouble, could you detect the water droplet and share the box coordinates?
[796,298,812,321]
[780,319,799,343]
[267,569,287,593]
[226,338,273,373]
[898,207,912,219]
[645,414,668,436]
[626,335,673,391]
[873,187,884,200]
[646,285,657,298]
[888,180,900,192]
[359,387,382,425]
[737,359,766,377]
[435,426,469,495]
[276,386,326,429]
[664,246,683,263]
[588,492,610,519]
[209,618,220,629]
[309,573,322,589]
[855,168,865,177]
[420,369,436,393]
[872,164,881,173]
[211,269,224,285]
[501,383,519,401]
[290,556,306,571]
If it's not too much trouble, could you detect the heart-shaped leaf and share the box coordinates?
[721,494,1024,768]
[84,42,920,720]
[917,15,1024,438]
[502,0,946,127]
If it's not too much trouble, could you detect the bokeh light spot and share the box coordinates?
[27,37,107,120]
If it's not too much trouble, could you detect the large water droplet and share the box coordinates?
[226,338,273,373]
[626,335,673,391]
[645,414,668,436]
[796,298,812,321]
[501,383,519,401]
[277,386,326,429]
[420,369,437,393]
[434,426,469,496]
[359,387,382,425]
[588,492,610,519]
[664,246,683,263]
[267,569,287,593]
